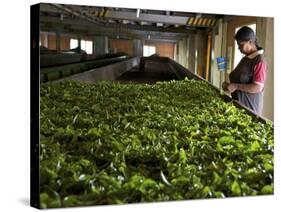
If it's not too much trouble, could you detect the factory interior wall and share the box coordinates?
[195,31,208,79]
[175,42,179,63]
[173,43,177,61]
[177,32,207,78]
[41,32,94,51]
[210,23,222,89]
[109,39,134,56]
[205,32,212,82]
[94,36,108,55]
[47,34,56,50]
[178,38,188,69]
[133,40,143,57]
[144,41,175,59]
[42,34,70,51]
[178,39,183,65]
[60,36,70,50]
[177,36,197,73]
[187,34,196,73]
[257,17,274,121]
[40,33,48,47]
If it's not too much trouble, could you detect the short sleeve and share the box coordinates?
[253,61,267,86]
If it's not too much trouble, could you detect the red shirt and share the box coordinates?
[253,61,267,87]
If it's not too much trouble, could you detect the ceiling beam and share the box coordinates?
[41,25,183,40]
[40,3,216,29]
[40,15,197,34]
[40,24,179,42]
[103,10,190,25]
[40,3,67,14]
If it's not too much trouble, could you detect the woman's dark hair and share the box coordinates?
[235,26,262,50]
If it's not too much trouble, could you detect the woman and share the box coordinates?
[222,26,267,115]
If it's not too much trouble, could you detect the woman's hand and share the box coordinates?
[227,83,263,93]
[222,82,229,91]
[222,82,238,93]
[226,83,238,93]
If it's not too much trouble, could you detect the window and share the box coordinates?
[81,40,93,54]
[70,39,78,49]
[233,23,256,68]
[143,45,156,56]
[70,39,93,54]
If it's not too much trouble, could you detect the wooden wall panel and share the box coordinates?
[109,39,133,56]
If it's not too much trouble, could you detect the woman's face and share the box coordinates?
[236,40,255,55]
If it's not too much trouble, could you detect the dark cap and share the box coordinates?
[234,26,256,42]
